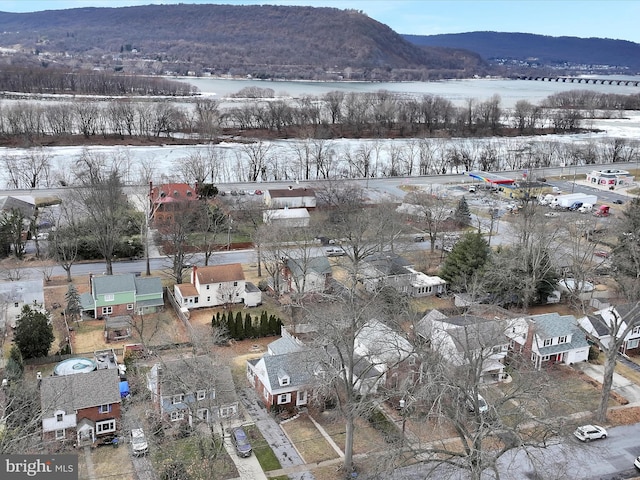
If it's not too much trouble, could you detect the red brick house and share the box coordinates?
[149,182,198,225]
[40,368,122,448]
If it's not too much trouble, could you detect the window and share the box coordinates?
[206,285,210,290]
[558,336,567,344]
[196,390,206,400]
[633,326,640,335]
[233,281,238,287]
[220,405,237,418]
[14,302,19,308]
[55,429,65,440]
[102,306,113,315]
[280,377,290,386]
[543,338,552,347]
[170,410,185,422]
[96,419,116,433]
[206,297,210,302]
[104,294,114,302]
[277,393,291,405]
[172,394,184,404]
[127,304,134,310]
[194,297,199,304]
[541,355,551,361]
[99,404,111,414]
[628,339,640,349]
[56,413,63,422]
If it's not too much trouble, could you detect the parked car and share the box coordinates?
[254,190,263,195]
[131,428,148,456]
[573,424,607,442]
[232,427,252,457]
[326,247,346,257]
[413,235,425,242]
[230,190,238,196]
[594,251,610,258]
[613,199,624,205]
[544,212,560,217]
[468,185,477,193]
[467,394,489,414]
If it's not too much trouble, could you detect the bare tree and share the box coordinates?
[403,191,452,252]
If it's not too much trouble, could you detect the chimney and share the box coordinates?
[192,265,197,284]
[149,181,153,197]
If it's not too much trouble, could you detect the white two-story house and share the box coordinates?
[578,303,640,355]
[174,264,261,309]
[507,312,589,370]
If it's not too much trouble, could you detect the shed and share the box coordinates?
[104,315,132,342]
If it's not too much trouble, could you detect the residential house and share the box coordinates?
[418,312,511,383]
[174,264,261,309]
[146,356,239,426]
[40,368,121,448]
[247,329,314,410]
[263,208,310,227]
[0,279,45,329]
[325,319,418,396]
[279,256,332,294]
[507,312,589,370]
[578,303,640,355]
[79,274,164,318]
[264,187,316,209]
[360,253,446,297]
[0,195,36,218]
[149,182,198,225]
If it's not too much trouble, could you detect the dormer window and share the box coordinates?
[543,338,552,347]
[558,336,567,344]
[174,191,179,196]
[56,413,63,422]
[196,390,206,400]
[278,372,290,386]
[172,394,184,404]
[186,191,193,197]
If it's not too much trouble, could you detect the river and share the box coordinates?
[0,77,639,187]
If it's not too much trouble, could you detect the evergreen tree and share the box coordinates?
[65,283,82,323]
[6,345,24,381]
[440,232,490,292]
[14,305,54,359]
[235,311,244,340]
[259,311,268,337]
[454,196,472,226]
[244,313,253,338]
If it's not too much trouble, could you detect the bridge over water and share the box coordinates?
[513,75,640,86]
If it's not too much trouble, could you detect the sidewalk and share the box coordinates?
[238,387,315,480]
[573,361,640,406]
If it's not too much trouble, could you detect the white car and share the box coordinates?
[544,212,559,217]
[573,424,607,442]
[131,428,148,455]
[467,394,489,414]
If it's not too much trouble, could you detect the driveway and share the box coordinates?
[573,361,640,405]
[238,387,315,480]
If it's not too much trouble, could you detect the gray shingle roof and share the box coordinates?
[262,351,314,390]
[40,368,121,415]
[531,313,589,355]
[134,276,163,296]
[286,256,331,277]
[268,335,304,356]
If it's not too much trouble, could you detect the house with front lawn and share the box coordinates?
[578,303,640,355]
[147,356,239,426]
[174,264,261,309]
[507,312,589,370]
[40,368,121,449]
[79,274,164,318]
[279,256,332,295]
[247,329,314,411]
[420,313,511,383]
[359,253,446,298]
[0,279,45,329]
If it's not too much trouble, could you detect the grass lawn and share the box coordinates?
[152,435,237,480]
[78,444,134,480]
[281,414,339,464]
[243,424,281,472]
[312,410,387,455]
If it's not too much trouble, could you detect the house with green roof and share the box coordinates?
[507,312,589,370]
[80,274,164,318]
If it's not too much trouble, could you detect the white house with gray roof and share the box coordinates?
[279,256,332,294]
[40,368,121,448]
[578,303,640,355]
[0,279,45,329]
[247,329,314,410]
[507,312,589,370]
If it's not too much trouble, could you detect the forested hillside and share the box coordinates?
[404,32,640,74]
[0,4,485,80]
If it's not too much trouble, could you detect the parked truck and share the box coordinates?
[578,204,593,213]
[550,194,598,210]
[594,205,610,217]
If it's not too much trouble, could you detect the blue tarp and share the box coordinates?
[119,381,130,398]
